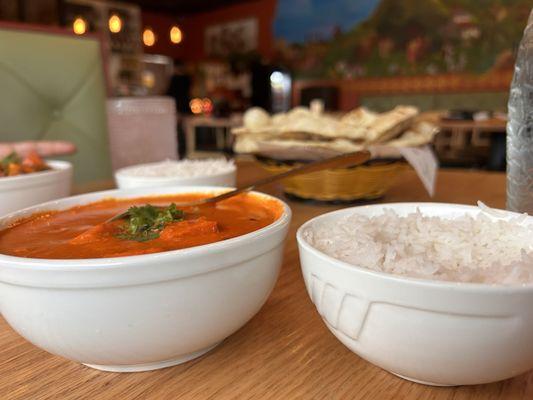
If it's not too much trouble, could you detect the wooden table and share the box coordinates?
[437,118,507,134]
[434,118,508,169]
[437,118,507,149]
[2,163,531,400]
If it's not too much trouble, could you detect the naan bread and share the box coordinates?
[340,107,378,128]
[365,106,419,143]
[232,105,434,161]
[235,106,368,140]
[387,121,438,147]
[243,107,271,130]
[254,139,364,161]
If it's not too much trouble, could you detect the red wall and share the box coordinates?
[142,0,277,62]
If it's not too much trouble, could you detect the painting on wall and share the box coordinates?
[205,18,258,57]
[273,0,531,79]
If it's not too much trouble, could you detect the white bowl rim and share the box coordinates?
[0,160,71,183]
[296,202,533,292]
[0,186,291,270]
[114,161,236,183]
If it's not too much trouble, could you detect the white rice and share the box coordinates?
[121,159,235,178]
[303,207,533,285]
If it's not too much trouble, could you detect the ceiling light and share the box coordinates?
[109,14,122,33]
[143,28,156,47]
[170,25,182,44]
[73,17,87,35]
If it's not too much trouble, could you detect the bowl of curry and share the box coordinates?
[0,186,291,372]
[0,152,72,216]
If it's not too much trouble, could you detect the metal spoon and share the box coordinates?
[108,150,371,222]
[188,150,371,206]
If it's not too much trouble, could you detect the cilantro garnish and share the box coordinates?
[1,152,21,171]
[114,203,184,242]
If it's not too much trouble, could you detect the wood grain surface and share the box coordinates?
[2,162,531,400]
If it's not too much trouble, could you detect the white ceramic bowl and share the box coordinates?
[297,203,533,386]
[114,162,237,189]
[0,160,72,217]
[0,186,290,372]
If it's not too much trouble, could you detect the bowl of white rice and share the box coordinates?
[114,159,236,189]
[297,202,533,386]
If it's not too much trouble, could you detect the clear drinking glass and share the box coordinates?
[507,9,533,213]
[107,96,178,171]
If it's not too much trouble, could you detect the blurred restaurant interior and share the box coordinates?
[2,1,533,398]
[1,0,530,185]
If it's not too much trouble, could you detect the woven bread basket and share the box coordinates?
[258,157,406,202]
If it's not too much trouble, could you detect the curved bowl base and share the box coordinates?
[391,372,456,387]
[83,342,221,372]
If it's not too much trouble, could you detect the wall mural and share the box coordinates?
[274,0,531,79]
[205,18,259,57]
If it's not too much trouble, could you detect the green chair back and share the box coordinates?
[0,24,112,183]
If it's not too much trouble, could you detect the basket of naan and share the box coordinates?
[232,105,437,202]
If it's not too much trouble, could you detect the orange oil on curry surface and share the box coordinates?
[0,193,282,259]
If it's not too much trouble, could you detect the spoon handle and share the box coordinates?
[195,150,372,206]
[103,150,373,225]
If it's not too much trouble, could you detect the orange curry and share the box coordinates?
[0,193,283,259]
[0,151,49,177]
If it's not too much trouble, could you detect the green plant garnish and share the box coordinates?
[114,203,184,242]
[1,152,21,170]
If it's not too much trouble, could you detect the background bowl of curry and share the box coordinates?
[0,186,291,372]
[0,160,72,217]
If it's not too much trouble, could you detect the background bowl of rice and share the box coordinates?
[296,203,533,386]
[115,159,236,189]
